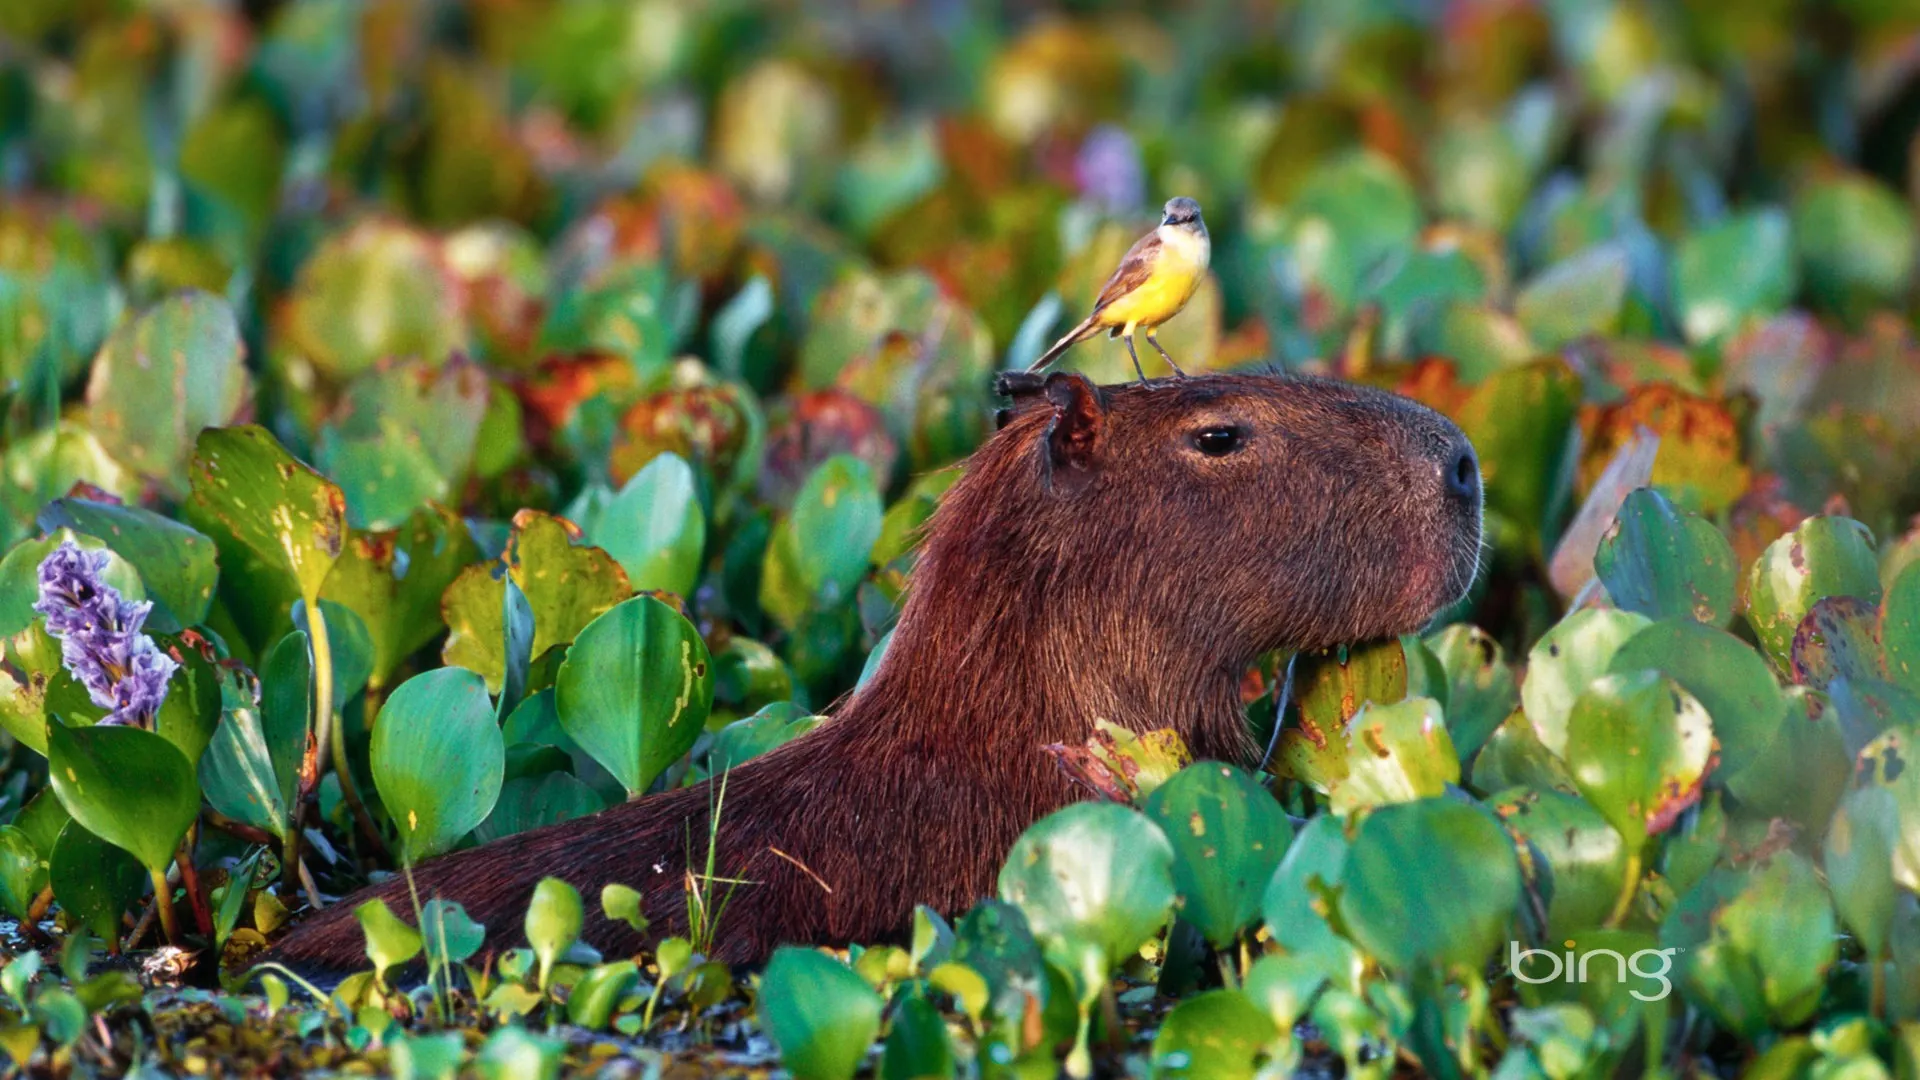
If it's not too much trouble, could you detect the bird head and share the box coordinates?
[1161,197,1204,229]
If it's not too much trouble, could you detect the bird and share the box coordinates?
[1026,196,1210,382]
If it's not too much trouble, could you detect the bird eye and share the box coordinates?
[1190,426,1244,456]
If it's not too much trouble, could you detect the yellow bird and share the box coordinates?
[1026,196,1210,381]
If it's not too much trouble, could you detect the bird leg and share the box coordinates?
[1123,332,1150,385]
[1147,329,1188,378]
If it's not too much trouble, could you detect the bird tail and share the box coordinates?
[1025,317,1102,373]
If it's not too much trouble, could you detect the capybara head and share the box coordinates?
[944,371,1483,666]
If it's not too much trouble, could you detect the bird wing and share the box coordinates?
[1089,231,1164,315]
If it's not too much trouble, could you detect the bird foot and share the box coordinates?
[993,371,1048,398]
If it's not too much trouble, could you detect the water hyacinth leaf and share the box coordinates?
[1790,596,1884,692]
[1425,625,1519,763]
[320,505,481,688]
[943,899,1051,1047]
[1881,559,1920,695]
[1593,487,1737,625]
[198,681,294,840]
[705,702,820,775]
[441,510,630,694]
[47,822,144,944]
[472,771,602,844]
[1747,516,1881,670]
[284,221,463,381]
[1260,814,1362,988]
[1150,988,1277,1080]
[555,596,714,797]
[758,947,884,1080]
[1491,787,1628,940]
[1270,150,1422,318]
[1514,243,1630,350]
[526,877,582,989]
[1723,688,1850,831]
[1326,696,1459,814]
[356,898,423,983]
[567,961,638,1030]
[760,455,883,628]
[585,452,706,598]
[1826,785,1901,958]
[1669,854,1836,1034]
[998,802,1176,1001]
[35,500,218,633]
[1141,763,1292,947]
[0,828,43,920]
[1338,797,1521,973]
[1610,620,1784,779]
[1673,209,1795,346]
[1276,637,1412,790]
[1827,676,1920,758]
[880,991,956,1080]
[475,1026,563,1080]
[1563,672,1714,851]
[46,725,198,872]
[1793,173,1917,323]
[0,625,58,755]
[294,598,374,707]
[187,425,346,609]
[83,290,250,494]
[1522,608,1652,759]
[1455,360,1581,550]
[369,667,505,862]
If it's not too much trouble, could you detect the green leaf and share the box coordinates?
[369,667,505,861]
[759,947,885,1080]
[1521,608,1652,759]
[1142,763,1292,948]
[1515,244,1630,350]
[1326,696,1459,814]
[1455,360,1581,550]
[1884,555,1920,695]
[420,898,486,968]
[475,1026,562,1080]
[1673,209,1796,345]
[554,595,714,797]
[760,454,883,629]
[47,822,144,944]
[1747,515,1881,670]
[1793,173,1916,324]
[1563,672,1714,851]
[1722,688,1849,832]
[880,991,955,1080]
[1491,787,1628,940]
[355,898,423,984]
[285,222,462,381]
[1825,785,1901,958]
[1338,797,1520,973]
[997,803,1175,1003]
[1150,988,1277,1080]
[83,291,250,494]
[187,425,346,607]
[199,661,300,841]
[1275,637,1413,791]
[47,725,199,872]
[36,499,218,633]
[601,884,648,935]
[567,960,638,1030]
[320,505,480,688]
[1610,620,1785,779]
[1260,815,1362,989]
[471,771,602,844]
[1667,854,1835,1034]
[1270,150,1422,318]
[583,452,706,598]
[1426,625,1518,763]
[526,877,582,990]
[705,702,820,775]
[1593,488,1737,625]
[442,511,630,694]
[0,827,44,921]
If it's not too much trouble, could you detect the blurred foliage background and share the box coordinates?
[10,0,1920,1074]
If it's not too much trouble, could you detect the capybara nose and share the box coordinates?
[1445,438,1481,503]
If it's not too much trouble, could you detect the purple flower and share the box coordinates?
[1075,125,1144,216]
[32,541,178,728]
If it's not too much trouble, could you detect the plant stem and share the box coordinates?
[245,962,344,1019]
[150,866,180,944]
[1216,950,1240,990]
[176,834,213,938]
[307,601,385,855]
[204,809,276,847]
[1872,952,1887,1020]
[1605,850,1642,929]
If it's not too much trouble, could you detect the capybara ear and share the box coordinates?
[1042,372,1107,490]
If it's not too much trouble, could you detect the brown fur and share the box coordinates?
[265,371,1482,970]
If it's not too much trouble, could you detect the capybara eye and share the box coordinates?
[1190,426,1244,456]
